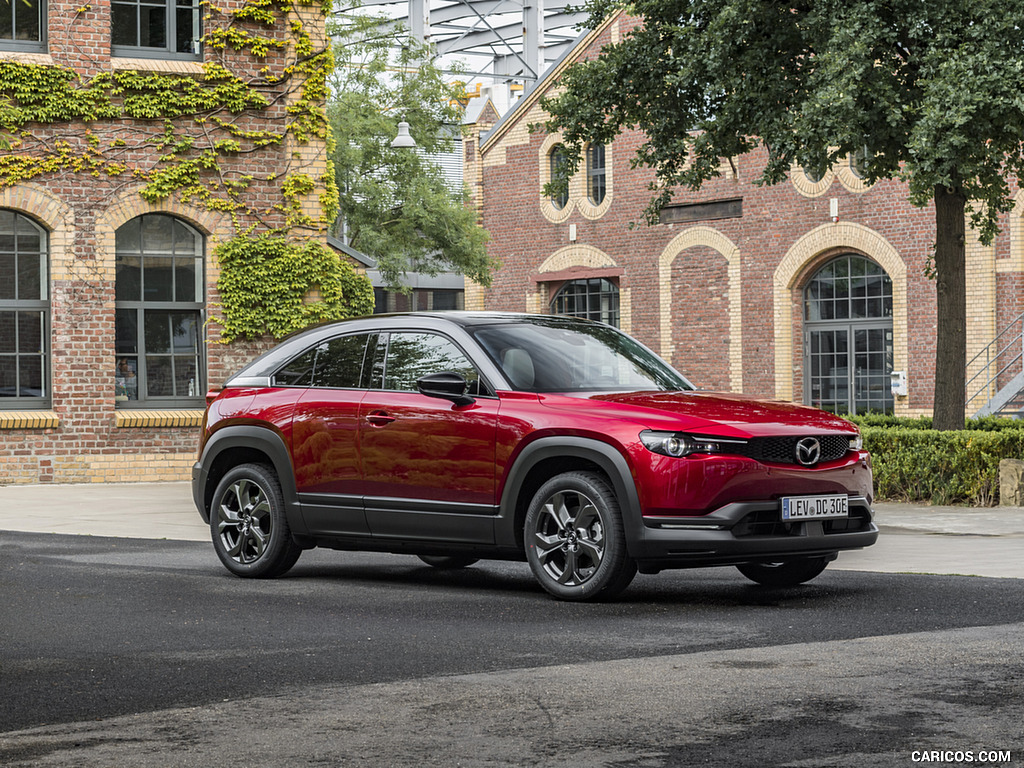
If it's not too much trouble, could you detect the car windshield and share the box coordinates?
[471,318,694,393]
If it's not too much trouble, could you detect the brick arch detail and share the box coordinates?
[658,227,742,392]
[773,222,907,404]
[0,184,75,280]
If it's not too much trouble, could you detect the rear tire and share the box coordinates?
[524,471,637,601]
[737,557,830,587]
[418,555,479,569]
[210,463,302,579]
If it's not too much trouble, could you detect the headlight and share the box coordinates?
[640,430,747,458]
[849,434,863,452]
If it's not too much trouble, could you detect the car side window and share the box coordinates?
[312,333,372,389]
[274,346,317,387]
[382,332,481,393]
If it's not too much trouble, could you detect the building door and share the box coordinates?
[804,254,894,415]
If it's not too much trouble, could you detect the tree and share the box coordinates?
[327,16,494,289]
[543,0,1024,430]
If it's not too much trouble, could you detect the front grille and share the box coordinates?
[732,434,851,466]
[732,505,872,538]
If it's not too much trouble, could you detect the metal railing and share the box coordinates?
[965,312,1024,416]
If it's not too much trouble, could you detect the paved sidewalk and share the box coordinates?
[1,481,1022,577]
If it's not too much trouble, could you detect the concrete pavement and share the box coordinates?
[1,481,1022,578]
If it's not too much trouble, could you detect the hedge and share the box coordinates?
[848,415,1024,506]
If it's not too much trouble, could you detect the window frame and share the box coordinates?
[0,211,49,407]
[110,0,202,60]
[0,0,46,52]
[586,143,606,206]
[550,277,620,328]
[549,145,569,211]
[114,214,205,409]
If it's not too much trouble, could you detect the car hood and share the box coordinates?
[549,390,858,438]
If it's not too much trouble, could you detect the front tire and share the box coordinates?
[524,471,636,601]
[737,557,830,587]
[210,463,302,578]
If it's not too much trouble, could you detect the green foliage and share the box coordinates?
[216,235,374,341]
[326,17,494,288]
[848,416,1024,505]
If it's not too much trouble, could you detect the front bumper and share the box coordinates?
[629,496,878,573]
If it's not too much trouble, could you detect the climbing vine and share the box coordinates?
[216,234,374,340]
[0,0,368,340]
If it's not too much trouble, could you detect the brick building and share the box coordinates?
[0,0,338,483]
[466,11,1024,419]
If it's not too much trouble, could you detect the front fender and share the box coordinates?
[495,436,644,555]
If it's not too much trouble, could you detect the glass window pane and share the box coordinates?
[141,4,166,48]
[18,312,42,353]
[116,309,138,354]
[115,217,140,253]
[146,356,173,396]
[174,356,198,396]
[144,256,174,301]
[116,356,139,400]
[0,357,15,395]
[141,215,173,253]
[19,355,42,396]
[175,258,197,302]
[313,334,368,388]
[0,255,14,301]
[17,252,42,300]
[14,0,40,42]
[384,332,478,392]
[111,3,138,46]
[275,346,318,387]
[0,1,12,40]
[145,312,170,354]
[169,312,198,352]
[0,312,14,353]
[175,5,196,54]
[116,253,142,302]
[173,220,196,253]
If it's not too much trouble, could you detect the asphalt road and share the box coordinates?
[2,532,1023,767]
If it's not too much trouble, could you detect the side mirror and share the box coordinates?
[416,372,476,407]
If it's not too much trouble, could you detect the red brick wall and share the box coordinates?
[0,0,325,483]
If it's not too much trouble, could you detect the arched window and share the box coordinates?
[114,214,204,406]
[551,278,619,327]
[587,144,606,205]
[549,145,569,210]
[804,254,893,415]
[0,211,48,405]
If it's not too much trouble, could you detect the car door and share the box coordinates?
[290,332,375,537]
[359,330,499,544]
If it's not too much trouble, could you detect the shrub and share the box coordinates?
[848,415,1024,506]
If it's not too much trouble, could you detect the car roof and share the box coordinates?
[225,311,603,384]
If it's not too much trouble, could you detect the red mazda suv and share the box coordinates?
[192,312,877,601]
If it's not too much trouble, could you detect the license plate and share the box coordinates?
[781,494,849,521]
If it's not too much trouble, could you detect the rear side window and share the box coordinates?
[274,347,317,387]
[273,333,373,389]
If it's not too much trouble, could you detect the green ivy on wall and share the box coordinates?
[0,0,369,340]
[216,234,374,340]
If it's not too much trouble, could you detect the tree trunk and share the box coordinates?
[932,183,967,431]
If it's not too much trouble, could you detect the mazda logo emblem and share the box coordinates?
[795,437,821,466]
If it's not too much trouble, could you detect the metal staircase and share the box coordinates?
[966,312,1024,417]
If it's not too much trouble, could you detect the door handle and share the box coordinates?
[365,410,396,427]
